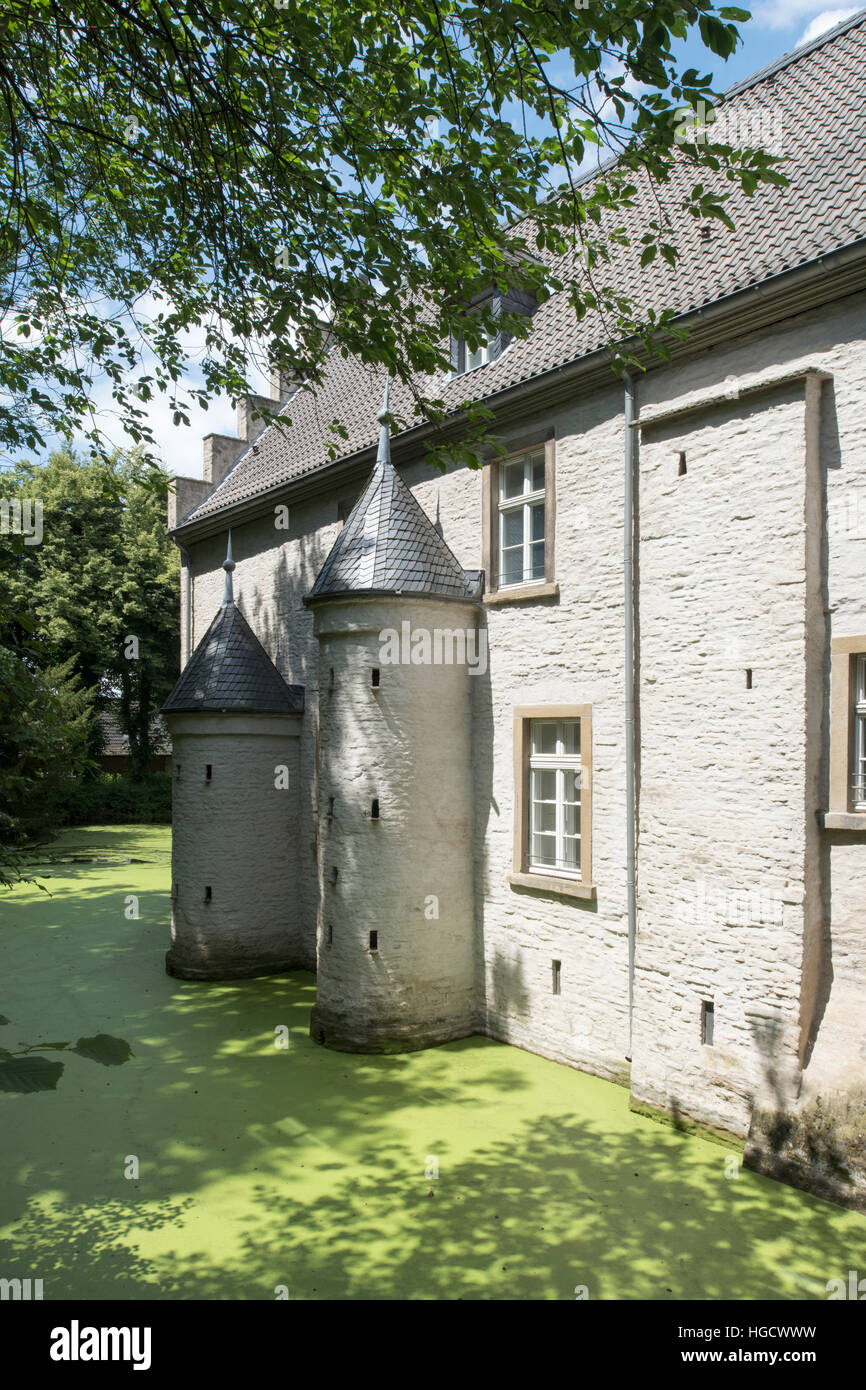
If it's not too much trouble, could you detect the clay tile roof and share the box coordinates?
[310,455,475,599]
[176,10,866,529]
[99,709,172,755]
[162,601,305,714]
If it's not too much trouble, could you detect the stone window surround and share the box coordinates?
[510,703,595,900]
[826,635,866,830]
[482,431,558,605]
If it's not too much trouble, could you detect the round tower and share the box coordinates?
[306,386,482,1051]
[162,535,306,979]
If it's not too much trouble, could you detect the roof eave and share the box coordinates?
[171,234,866,546]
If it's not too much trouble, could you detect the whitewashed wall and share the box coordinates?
[179,289,866,1134]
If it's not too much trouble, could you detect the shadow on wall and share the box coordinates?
[489,947,531,1021]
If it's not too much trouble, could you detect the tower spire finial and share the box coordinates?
[222,529,235,606]
[376,377,391,466]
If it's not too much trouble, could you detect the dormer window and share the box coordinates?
[466,337,490,372]
[450,283,537,379]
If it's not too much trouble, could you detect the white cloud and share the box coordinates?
[796,7,858,44]
[753,0,857,31]
[753,0,828,28]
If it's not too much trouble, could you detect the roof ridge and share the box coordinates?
[724,6,866,98]
[549,7,866,201]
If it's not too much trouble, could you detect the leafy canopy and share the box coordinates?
[0,449,179,794]
[0,0,784,466]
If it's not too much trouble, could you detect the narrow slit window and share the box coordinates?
[175,763,181,779]
[701,1000,715,1046]
[326,923,333,947]
[677,452,687,477]
[204,885,212,903]
[328,667,335,691]
[745,668,753,690]
[371,797,380,820]
[369,930,378,951]
[327,795,335,822]
[552,960,562,995]
[329,866,338,885]
[205,764,212,781]
[371,667,380,688]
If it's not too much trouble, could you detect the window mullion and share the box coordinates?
[556,765,564,871]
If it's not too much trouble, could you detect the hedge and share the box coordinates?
[50,772,172,826]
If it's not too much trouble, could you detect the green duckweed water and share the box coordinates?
[1,825,864,1301]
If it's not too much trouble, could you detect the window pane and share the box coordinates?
[564,801,581,838]
[530,503,545,541]
[531,766,557,800]
[502,462,525,499]
[533,801,556,833]
[562,721,580,756]
[467,340,488,371]
[563,769,581,802]
[531,456,546,492]
[856,711,866,803]
[530,542,545,580]
[503,508,524,548]
[531,836,557,867]
[562,836,580,870]
[501,547,523,586]
[531,723,558,757]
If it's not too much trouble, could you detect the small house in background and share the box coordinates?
[99,708,172,776]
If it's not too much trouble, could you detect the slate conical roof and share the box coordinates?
[309,384,476,601]
[163,535,304,715]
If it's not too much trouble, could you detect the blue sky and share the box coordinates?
[673,1,860,87]
[5,2,861,481]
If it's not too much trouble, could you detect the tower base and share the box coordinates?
[165,949,299,981]
[309,1004,475,1053]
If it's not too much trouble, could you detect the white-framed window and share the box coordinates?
[853,654,866,809]
[528,718,581,876]
[498,449,546,588]
[466,337,490,372]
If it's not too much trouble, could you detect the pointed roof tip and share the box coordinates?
[222,529,235,606]
[161,601,305,715]
[376,377,391,466]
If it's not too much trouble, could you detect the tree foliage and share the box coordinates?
[0,607,93,876]
[0,449,179,803]
[0,0,785,469]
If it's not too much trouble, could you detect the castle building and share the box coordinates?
[163,14,866,1205]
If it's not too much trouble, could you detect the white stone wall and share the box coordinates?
[179,289,866,1133]
[309,594,478,1050]
[631,294,866,1136]
[166,712,303,978]
[632,386,812,1135]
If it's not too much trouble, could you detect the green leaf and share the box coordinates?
[0,1056,65,1092]
[71,1033,134,1066]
